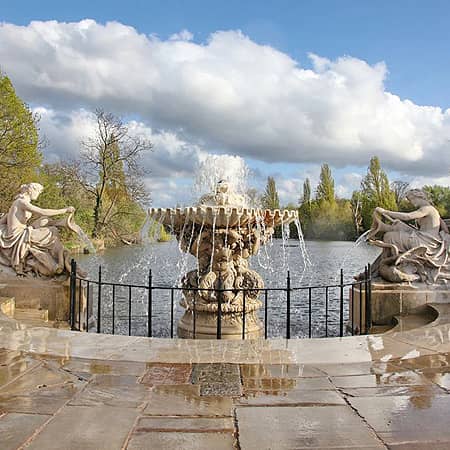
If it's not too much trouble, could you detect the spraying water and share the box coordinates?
[193,154,250,204]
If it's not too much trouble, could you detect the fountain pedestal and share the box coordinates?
[149,181,298,339]
[178,300,262,339]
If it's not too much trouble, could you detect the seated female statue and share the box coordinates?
[0,183,79,277]
[368,189,450,283]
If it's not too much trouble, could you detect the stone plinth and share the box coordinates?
[177,302,263,339]
[0,276,89,329]
[349,277,450,333]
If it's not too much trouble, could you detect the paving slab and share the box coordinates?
[348,394,450,445]
[62,357,148,376]
[126,431,235,450]
[236,405,384,449]
[26,405,138,450]
[143,384,233,416]
[340,384,446,398]
[242,376,333,392]
[0,412,51,450]
[240,363,325,378]
[331,370,432,388]
[191,363,242,396]
[0,349,41,388]
[69,374,149,409]
[139,363,192,386]
[237,388,345,406]
[0,363,85,414]
[135,416,234,432]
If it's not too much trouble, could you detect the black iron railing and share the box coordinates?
[69,259,372,339]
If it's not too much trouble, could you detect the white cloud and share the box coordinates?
[169,29,194,41]
[36,107,207,206]
[2,19,450,205]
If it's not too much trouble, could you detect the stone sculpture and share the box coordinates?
[0,183,86,278]
[148,180,298,338]
[368,189,450,283]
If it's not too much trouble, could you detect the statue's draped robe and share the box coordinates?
[374,228,450,283]
[0,219,58,274]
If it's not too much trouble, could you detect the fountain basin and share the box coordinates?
[148,207,298,228]
[148,180,300,339]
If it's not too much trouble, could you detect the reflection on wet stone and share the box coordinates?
[144,384,233,417]
[191,363,242,396]
[140,363,192,386]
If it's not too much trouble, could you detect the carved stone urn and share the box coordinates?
[148,181,298,339]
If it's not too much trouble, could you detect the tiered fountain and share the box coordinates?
[148,178,299,339]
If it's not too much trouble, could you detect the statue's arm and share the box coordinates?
[377,207,428,222]
[20,200,73,217]
[441,218,449,234]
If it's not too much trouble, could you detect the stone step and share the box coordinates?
[14,308,49,322]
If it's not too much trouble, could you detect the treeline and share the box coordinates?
[0,72,151,249]
[261,159,450,241]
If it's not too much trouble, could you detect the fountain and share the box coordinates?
[148,169,299,339]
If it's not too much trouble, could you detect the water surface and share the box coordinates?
[76,239,380,338]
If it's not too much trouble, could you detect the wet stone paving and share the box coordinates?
[4,301,450,450]
[2,342,450,449]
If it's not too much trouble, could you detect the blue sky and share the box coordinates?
[4,0,450,107]
[1,1,450,205]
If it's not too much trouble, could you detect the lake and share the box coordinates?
[75,239,380,338]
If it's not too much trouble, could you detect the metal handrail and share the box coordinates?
[69,259,372,340]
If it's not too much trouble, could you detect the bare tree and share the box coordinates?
[66,109,152,238]
[391,180,410,206]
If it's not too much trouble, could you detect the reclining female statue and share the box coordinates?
[0,183,84,278]
[368,189,450,283]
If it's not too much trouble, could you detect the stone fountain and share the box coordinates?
[148,180,298,339]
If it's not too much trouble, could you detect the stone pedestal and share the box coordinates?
[0,276,89,329]
[177,301,263,339]
[349,277,450,333]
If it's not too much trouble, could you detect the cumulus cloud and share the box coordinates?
[0,19,449,178]
[36,107,207,205]
[169,29,194,41]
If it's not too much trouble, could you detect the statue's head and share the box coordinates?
[19,183,44,201]
[215,180,229,194]
[406,189,429,206]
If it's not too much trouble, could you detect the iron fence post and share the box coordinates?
[242,289,246,340]
[128,285,132,336]
[97,265,102,333]
[70,259,76,330]
[112,284,116,335]
[147,269,152,337]
[217,274,222,339]
[193,296,196,339]
[170,288,174,338]
[78,278,82,331]
[368,263,372,332]
[351,283,355,336]
[365,264,371,334]
[86,280,90,332]
[264,289,268,339]
[286,270,291,339]
[308,287,312,338]
[339,268,344,337]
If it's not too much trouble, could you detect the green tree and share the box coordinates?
[360,156,397,229]
[301,178,311,205]
[63,109,152,241]
[350,190,364,236]
[0,72,42,210]
[391,180,410,206]
[423,185,450,218]
[316,163,335,203]
[298,178,312,236]
[261,176,280,210]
